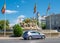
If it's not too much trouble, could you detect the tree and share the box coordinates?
[23,18,31,23]
[41,23,46,30]
[13,24,23,37]
[0,20,9,30]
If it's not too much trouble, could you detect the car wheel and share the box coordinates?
[28,36,32,40]
[42,36,45,39]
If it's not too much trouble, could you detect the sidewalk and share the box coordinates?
[0,37,23,39]
[0,37,59,40]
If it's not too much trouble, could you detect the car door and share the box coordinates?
[31,32,41,38]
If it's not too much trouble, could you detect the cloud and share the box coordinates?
[17,15,25,23]
[18,15,25,19]
[9,15,25,27]
[5,10,18,14]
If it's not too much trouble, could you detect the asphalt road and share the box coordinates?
[0,38,60,43]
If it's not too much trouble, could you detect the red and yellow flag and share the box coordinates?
[33,3,36,13]
[1,3,6,14]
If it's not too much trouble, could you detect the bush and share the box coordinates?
[41,23,46,30]
[13,24,23,37]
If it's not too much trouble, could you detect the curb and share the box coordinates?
[0,37,23,40]
[0,37,59,40]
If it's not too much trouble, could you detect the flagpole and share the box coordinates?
[4,13,6,37]
[49,7,51,38]
[49,13,51,38]
[46,2,52,38]
[33,3,37,30]
[4,0,6,37]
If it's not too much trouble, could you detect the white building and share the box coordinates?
[38,14,46,25]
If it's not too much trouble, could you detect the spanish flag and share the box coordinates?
[33,3,36,13]
[1,3,6,14]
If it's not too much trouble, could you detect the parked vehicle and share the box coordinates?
[23,30,45,40]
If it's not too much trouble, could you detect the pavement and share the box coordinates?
[0,37,23,39]
[0,37,59,40]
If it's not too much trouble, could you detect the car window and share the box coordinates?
[31,32,40,35]
[31,32,36,33]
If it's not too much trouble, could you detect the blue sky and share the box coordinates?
[0,0,60,25]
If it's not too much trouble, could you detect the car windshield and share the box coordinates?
[24,31,28,34]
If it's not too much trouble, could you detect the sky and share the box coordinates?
[0,0,60,25]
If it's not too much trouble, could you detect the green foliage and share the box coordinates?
[23,18,37,24]
[23,18,31,23]
[0,20,9,30]
[37,21,39,27]
[41,23,46,29]
[13,24,23,37]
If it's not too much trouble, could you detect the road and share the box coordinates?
[0,38,60,43]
